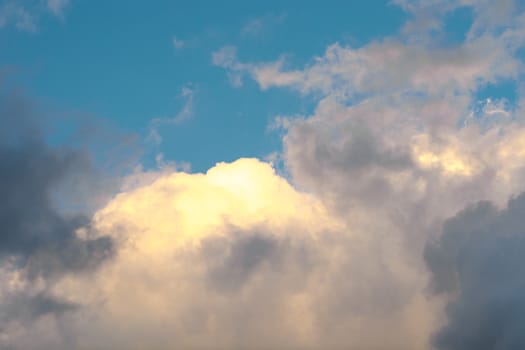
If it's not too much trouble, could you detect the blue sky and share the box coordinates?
[1,1,412,171]
[5,1,512,172]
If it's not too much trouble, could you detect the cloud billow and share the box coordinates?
[426,193,525,350]
[32,158,435,350]
[211,1,525,349]
[0,90,114,332]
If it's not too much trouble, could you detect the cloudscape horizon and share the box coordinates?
[2,1,525,349]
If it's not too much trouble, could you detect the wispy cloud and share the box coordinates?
[0,0,70,32]
[148,84,196,145]
[172,35,185,50]
[46,0,69,17]
[212,46,247,87]
[241,12,286,37]
[174,85,195,123]
[0,2,37,32]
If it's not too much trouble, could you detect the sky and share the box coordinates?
[2,0,525,349]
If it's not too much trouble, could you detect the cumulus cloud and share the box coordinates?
[12,158,435,350]
[5,1,525,349]
[213,1,525,215]
[425,193,525,349]
[210,1,525,349]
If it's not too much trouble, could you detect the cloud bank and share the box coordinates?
[4,1,525,349]
[12,158,435,349]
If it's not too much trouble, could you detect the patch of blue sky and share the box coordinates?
[475,80,518,107]
[441,5,474,45]
[458,80,519,131]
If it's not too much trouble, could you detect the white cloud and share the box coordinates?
[214,36,520,101]
[147,84,196,145]
[1,158,437,350]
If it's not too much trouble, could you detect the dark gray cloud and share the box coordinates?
[288,120,412,176]
[425,192,525,350]
[0,90,114,274]
[0,142,89,255]
[0,292,77,325]
[0,89,114,326]
[24,235,113,279]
